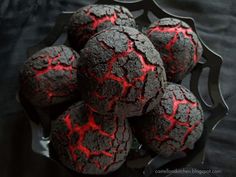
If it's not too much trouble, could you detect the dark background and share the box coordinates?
[0,0,235,177]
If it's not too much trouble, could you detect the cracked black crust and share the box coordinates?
[131,83,204,157]
[50,102,132,175]
[147,18,203,82]
[68,4,136,51]
[78,26,167,118]
[19,45,80,107]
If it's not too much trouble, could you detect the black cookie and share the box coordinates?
[78,26,167,117]
[50,102,132,175]
[147,18,203,82]
[68,4,136,51]
[132,83,204,157]
[20,45,80,107]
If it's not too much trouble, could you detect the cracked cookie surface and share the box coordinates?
[147,18,203,82]
[51,102,132,175]
[132,83,204,157]
[68,5,136,51]
[78,26,167,117]
[20,45,80,107]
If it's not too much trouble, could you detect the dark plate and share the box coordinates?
[17,0,229,177]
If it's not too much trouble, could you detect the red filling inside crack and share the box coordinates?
[33,54,75,78]
[31,52,77,102]
[147,24,199,79]
[84,6,118,30]
[87,39,156,111]
[61,107,130,172]
[147,25,199,64]
[150,94,201,149]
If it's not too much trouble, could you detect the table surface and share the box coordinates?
[0,0,235,177]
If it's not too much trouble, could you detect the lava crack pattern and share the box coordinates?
[51,102,132,175]
[132,83,204,157]
[20,45,80,107]
[147,18,203,82]
[78,26,167,118]
[68,4,136,51]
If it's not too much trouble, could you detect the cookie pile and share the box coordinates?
[19,4,204,175]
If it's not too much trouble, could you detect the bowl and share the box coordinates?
[18,0,229,177]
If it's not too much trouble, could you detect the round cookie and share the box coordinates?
[68,4,136,51]
[147,18,203,82]
[50,102,132,175]
[78,26,167,117]
[132,83,204,157]
[20,45,80,107]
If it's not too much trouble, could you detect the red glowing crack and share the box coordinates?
[153,94,200,147]
[147,24,199,64]
[86,9,118,30]
[33,54,76,78]
[63,108,129,172]
[72,10,118,50]
[32,52,77,102]
[87,39,156,111]
[64,113,114,160]
[104,115,129,172]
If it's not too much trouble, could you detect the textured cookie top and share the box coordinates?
[51,102,132,175]
[79,26,167,117]
[147,18,203,82]
[132,83,204,157]
[20,45,80,107]
[68,4,136,51]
